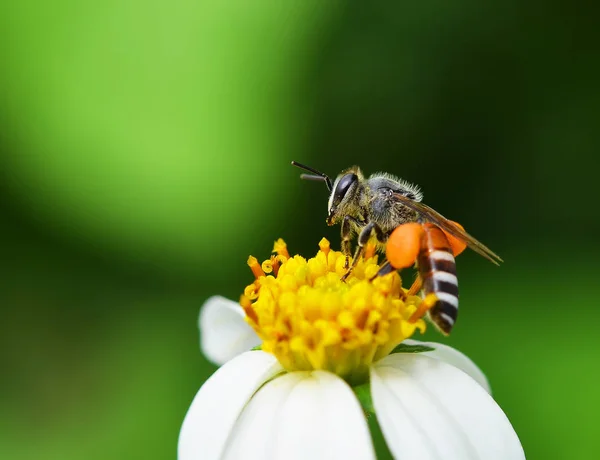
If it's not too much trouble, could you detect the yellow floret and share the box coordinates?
[241,238,425,384]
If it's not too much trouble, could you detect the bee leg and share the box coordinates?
[409,293,438,323]
[407,275,423,296]
[341,215,363,269]
[370,260,395,279]
[371,260,408,300]
[342,222,385,281]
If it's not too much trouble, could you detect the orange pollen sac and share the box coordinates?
[386,223,424,269]
[443,221,467,257]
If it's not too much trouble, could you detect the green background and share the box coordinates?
[1,2,598,459]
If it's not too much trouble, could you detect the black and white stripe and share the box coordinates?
[419,250,460,335]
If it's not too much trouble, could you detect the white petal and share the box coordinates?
[371,354,524,460]
[403,339,491,393]
[222,371,375,460]
[199,295,261,365]
[178,351,283,460]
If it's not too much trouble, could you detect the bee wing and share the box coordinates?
[391,193,503,265]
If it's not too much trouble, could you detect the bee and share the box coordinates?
[291,161,502,335]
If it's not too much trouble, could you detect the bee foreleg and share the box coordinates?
[341,222,385,281]
[341,215,363,269]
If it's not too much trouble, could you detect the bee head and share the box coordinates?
[291,161,363,226]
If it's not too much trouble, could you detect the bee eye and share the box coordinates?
[334,173,357,202]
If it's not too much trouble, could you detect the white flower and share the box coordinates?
[180,296,524,460]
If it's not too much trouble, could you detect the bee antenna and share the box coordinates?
[291,161,332,191]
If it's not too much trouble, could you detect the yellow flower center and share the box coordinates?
[240,238,426,384]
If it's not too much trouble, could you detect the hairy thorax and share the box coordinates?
[366,184,418,235]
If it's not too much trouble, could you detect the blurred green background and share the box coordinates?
[1,2,598,459]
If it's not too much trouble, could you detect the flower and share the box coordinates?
[180,239,524,460]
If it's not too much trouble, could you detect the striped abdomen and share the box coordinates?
[417,223,459,335]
